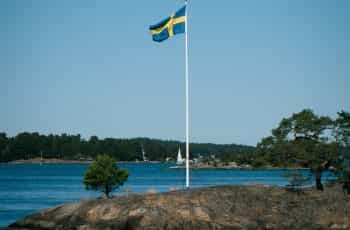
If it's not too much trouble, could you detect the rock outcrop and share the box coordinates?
[7,185,350,230]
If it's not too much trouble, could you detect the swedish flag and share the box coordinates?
[149,6,186,42]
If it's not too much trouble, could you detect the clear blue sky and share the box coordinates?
[1,0,349,146]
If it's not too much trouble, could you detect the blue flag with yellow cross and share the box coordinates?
[149,5,186,42]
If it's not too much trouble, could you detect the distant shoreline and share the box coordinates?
[5,158,162,164]
[7,158,93,164]
[169,165,309,170]
[3,158,309,170]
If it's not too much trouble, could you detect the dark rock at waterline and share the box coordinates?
[7,185,350,230]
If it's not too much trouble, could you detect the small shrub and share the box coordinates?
[337,156,350,194]
[83,154,128,198]
[252,157,267,168]
[284,172,311,193]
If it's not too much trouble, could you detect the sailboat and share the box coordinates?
[176,147,184,165]
[141,145,148,162]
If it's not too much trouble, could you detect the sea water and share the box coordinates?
[0,163,334,228]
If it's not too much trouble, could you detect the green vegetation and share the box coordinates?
[0,133,254,162]
[1,109,349,192]
[83,154,128,198]
[337,154,350,194]
[334,111,350,193]
[218,109,350,192]
[256,109,349,191]
[256,109,336,190]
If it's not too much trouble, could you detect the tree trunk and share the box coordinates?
[104,185,110,199]
[315,169,323,191]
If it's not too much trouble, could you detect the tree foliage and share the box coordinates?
[257,109,338,190]
[334,111,350,193]
[334,111,350,147]
[83,154,128,198]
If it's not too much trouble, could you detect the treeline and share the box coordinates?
[0,133,255,162]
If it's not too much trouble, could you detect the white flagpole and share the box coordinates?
[185,0,190,188]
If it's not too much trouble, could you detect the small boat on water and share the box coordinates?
[176,147,184,165]
[141,145,148,162]
[168,147,185,169]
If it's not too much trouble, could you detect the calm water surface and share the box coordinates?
[0,163,334,227]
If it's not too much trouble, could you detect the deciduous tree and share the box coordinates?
[258,109,336,190]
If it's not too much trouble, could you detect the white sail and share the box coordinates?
[177,147,184,164]
[142,145,148,162]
